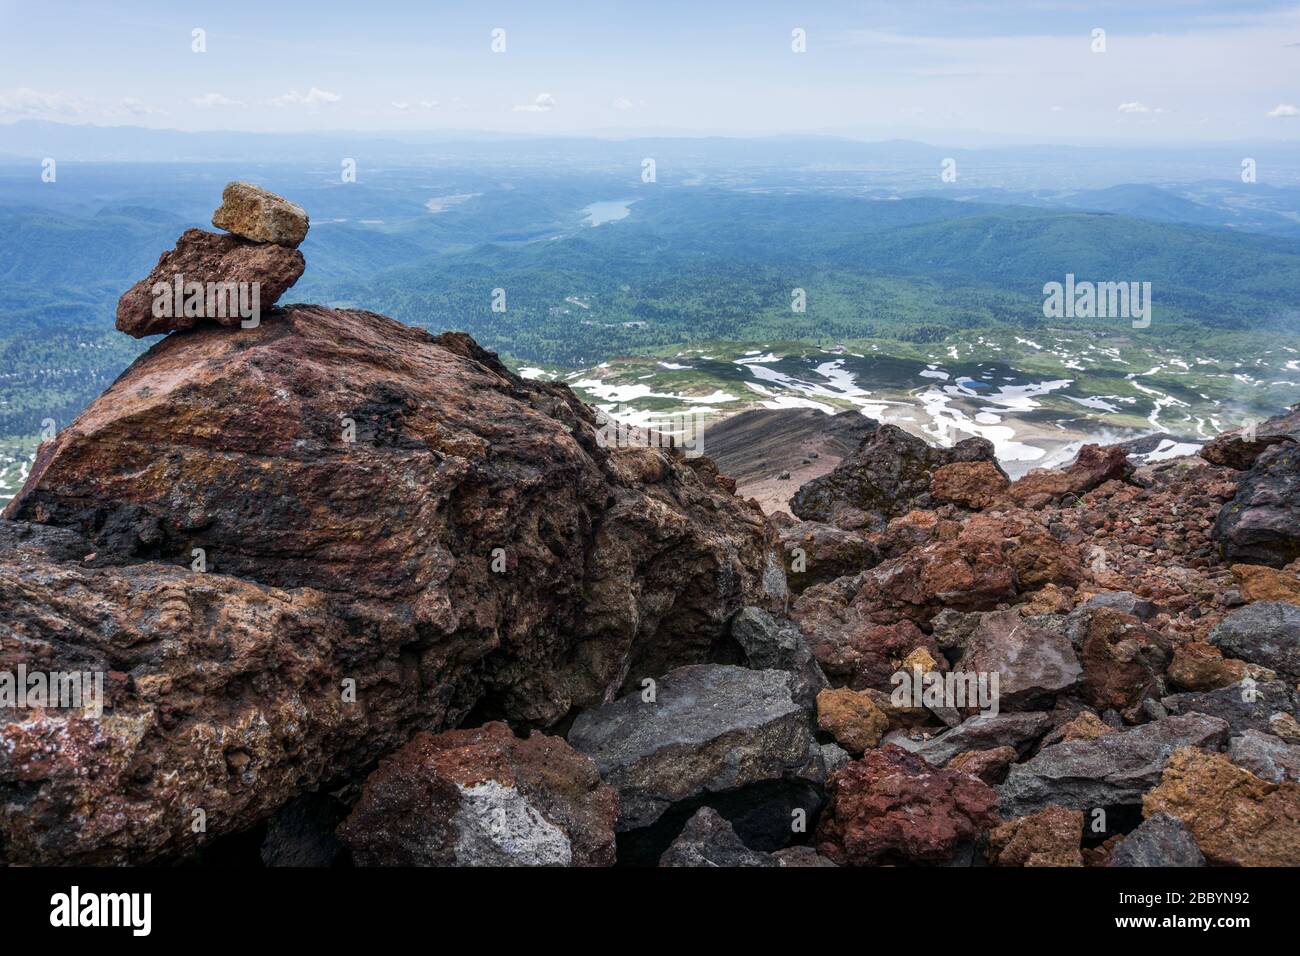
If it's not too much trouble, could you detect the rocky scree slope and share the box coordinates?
[1,184,1298,867]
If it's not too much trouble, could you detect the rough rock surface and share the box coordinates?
[1200,405,1300,470]
[657,807,778,867]
[1209,601,1300,680]
[915,713,1054,767]
[260,793,347,867]
[987,805,1083,867]
[998,714,1231,816]
[0,307,774,863]
[1213,443,1300,566]
[958,609,1082,706]
[1231,562,1300,604]
[1160,680,1296,735]
[778,520,878,593]
[815,745,1000,865]
[1227,729,1300,782]
[114,228,305,337]
[929,460,1010,510]
[816,687,889,755]
[338,722,617,866]
[1108,812,1205,867]
[1004,444,1132,510]
[566,664,819,831]
[730,606,827,708]
[1142,747,1300,866]
[947,746,1018,785]
[211,181,310,247]
[790,425,999,531]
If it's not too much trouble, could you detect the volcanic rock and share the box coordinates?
[566,664,820,831]
[1005,443,1132,510]
[1227,729,1300,782]
[948,746,1018,785]
[1141,747,1300,866]
[814,745,1001,866]
[958,609,1082,707]
[1108,812,1205,867]
[1209,601,1300,679]
[997,713,1230,817]
[730,606,827,709]
[790,424,999,531]
[778,520,878,593]
[114,228,305,337]
[1168,641,1262,691]
[1199,404,1300,470]
[929,460,1010,510]
[1231,562,1300,604]
[1160,680,1296,735]
[657,807,778,867]
[260,793,347,867]
[1212,442,1300,566]
[915,712,1054,767]
[212,181,310,247]
[816,687,889,755]
[987,805,1083,867]
[338,722,617,866]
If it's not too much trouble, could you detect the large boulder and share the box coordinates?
[1108,812,1205,867]
[790,425,999,531]
[1160,680,1296,735]
[0,305,775,864]
[566,664,821,832]
[997,713,1230,817]
[1199,404,1300,470]
[957,609,1083,707]
[114,228,305,337]
[338,722,617,866]
[1142,747,1300,866]
[814,745,1000,865]
[1005,443,1132,510]
[1212,443,1300,566]
[1209,601,1300,680]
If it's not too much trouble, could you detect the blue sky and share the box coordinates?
[1,0,1298,141]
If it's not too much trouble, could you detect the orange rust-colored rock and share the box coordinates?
[987,805,1084,867]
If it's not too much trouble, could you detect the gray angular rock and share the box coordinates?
[1227,729,1300,782]
[997,713,1230,817]
[958,609,1083,706]
[1212,443,1300,566]
[567,664,821,831]
[658,807,778,867]
[1210,601,1300,680]
[1161,680,1296,735]
[1109,812,1206,867]
[773,845,838,867]
[915,712,1055,767]
[1083,591,1156,621]
[730,606,828,709]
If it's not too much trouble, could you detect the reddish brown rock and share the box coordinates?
[114,228,305,337]
[0,307,775,864]
[1042,710,1115,746]
[929,460,1010,510]
[1142,747,1300,867]
[338,722,617,866]
[987,805,1084,867]
[791,581,942,689]
[1076,607,1169,715]
[815,745,1000,865]
[1005,444,1132,510]
[1169,640,1264,691]
[849,535,1018,626]
[778,519,878,593]
[948,746,1018,785]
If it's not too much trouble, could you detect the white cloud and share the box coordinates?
[612,97,633,111]
[1267,103,1299,118]
[513,92,556,112]
[391,99,439,112]
[269,87,342,107]
[1117,101,1150,113]
[191,93,243,108]
[115,98,163,116]
[0,87,88,115]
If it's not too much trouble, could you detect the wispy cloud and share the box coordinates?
[191,93,244,108]
[269,87,342,107]
[513,92,556,113]
[1267,103,1299,118]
